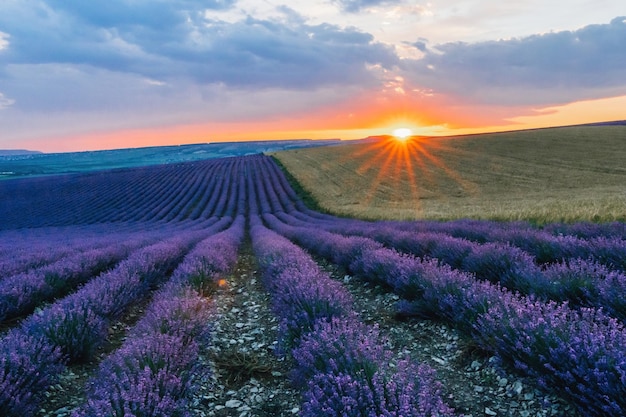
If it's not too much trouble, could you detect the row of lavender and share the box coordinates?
[248,155,626,417]
[0,157,247,230]
[293,213,626,272]
[0,218,220,281]
[0,225,140,277]
[278,210,626,322]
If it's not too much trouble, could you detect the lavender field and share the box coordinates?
[1,155,625,417]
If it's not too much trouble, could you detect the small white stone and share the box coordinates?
[485,407,497,416]
[431,356,446,365]
[225,399,242,408]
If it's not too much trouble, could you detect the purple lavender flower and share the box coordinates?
[291,316,389,387]
[302,363,454,417]
[477,300,626,416]
[76,334,197,417]
[25,301,108,364]
[131,289,212,345]
[0,330,64,416]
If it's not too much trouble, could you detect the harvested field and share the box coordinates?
[272,125,626,223]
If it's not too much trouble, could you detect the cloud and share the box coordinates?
[0,1,398,93]
[153,17,398,89]
[0,59,370,144]
[0,31,8,50]
[332,0,404,13]
[403,16,626,106]
[0,92,14,109]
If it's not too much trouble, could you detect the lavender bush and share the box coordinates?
[541,258,626,321]
[26,301,108,363]
[291,316,390,387]
[461,242,541,290]
[75,334,197,417]
[302,363,454,417]
[131,289,212,345]
[544,221,626,239]
[476,300,626,416]
[0,331,63,416]
[168,215,243,295]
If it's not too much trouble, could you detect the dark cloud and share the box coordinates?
[0,1,398,94]
[403,17,626,105]
[46,0,235,28]
[408,38,428,52]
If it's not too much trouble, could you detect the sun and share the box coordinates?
[392,128,413,141]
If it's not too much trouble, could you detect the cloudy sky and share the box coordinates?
[0,1,624,152]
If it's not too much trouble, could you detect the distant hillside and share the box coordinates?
[584,120,626,127]
[0,149,43,156]
[0,139,341,180]
[273,125,626,223]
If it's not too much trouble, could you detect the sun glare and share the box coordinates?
[346,133,478,214]
[392,128,413,140]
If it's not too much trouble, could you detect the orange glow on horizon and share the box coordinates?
[18,92,626,154]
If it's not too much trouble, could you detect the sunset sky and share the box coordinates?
[1,1,625,152]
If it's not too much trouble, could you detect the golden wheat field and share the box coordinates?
[272,125,626,223]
